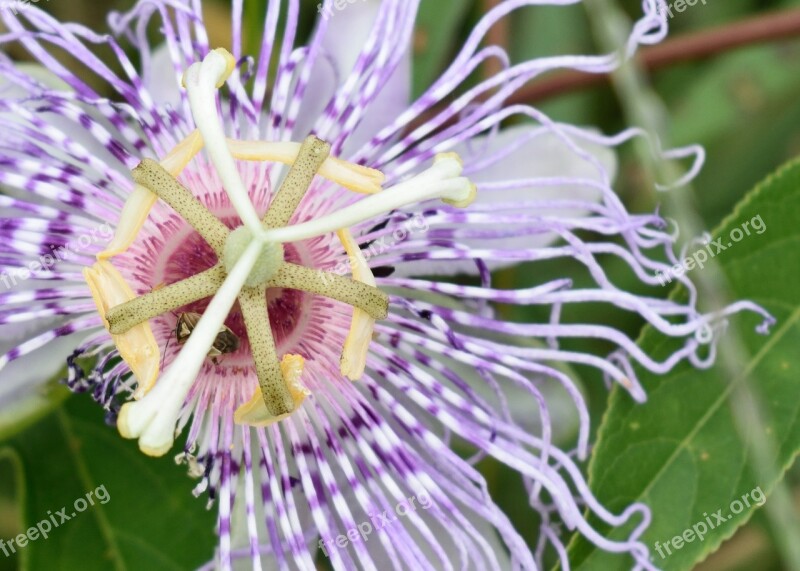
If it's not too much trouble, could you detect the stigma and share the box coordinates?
[84,48,476,457]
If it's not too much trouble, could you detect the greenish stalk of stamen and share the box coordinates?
[226,135,337,417]
[268,263,389,320]
[133,159,230,255]
[239,285,295,415]
[262,136,331,228]
[107,265,226,335]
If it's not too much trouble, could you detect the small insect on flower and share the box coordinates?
[174,312,239,363]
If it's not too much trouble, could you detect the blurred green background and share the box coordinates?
[2,0,800,569]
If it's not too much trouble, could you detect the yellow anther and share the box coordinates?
[234,354,310,426]
[99,130,204,259]
[159,129,205,177]
[434,152,476,208]
[442,181,477,208]
[181,48,235,89]
[83,261,159,398]
[213,48,237,88]
[100,130,385,260]
[226,139,385,194]
[336,228,377,381]
[435,152,463,168]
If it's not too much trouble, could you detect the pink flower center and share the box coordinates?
[116,167,342,373]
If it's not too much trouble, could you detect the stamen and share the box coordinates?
[268,263,388,320]
[99,129,382,260]
[259,154,475,244]
[226,139,384,194]
[234,354,309,427]
[100,185,158,261]
[99,130,204,259]
[184,48,263,236]
[106,265,227,335]
[160,129,206,177]
[236,285,304,421]
[90,97,477,447]
[262,136,331,228]
[83,261,159,398]
[337,229,377,381]
[133,159,230,255]
[117,238,264,456]
[436,152,477,208]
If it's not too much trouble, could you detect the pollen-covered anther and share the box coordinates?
[106,266,226,335]
[83,261,159,398]
[181,47,236,89]
[442,181,477,208]
[436,152,476,208]
[337,228,377,381]
[99,130,205,259]
[226,139,385,194]
[234,354,310,427]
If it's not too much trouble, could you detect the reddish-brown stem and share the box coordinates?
[408,7,800,134]
[482,0,511,79]
[510,7,800,104]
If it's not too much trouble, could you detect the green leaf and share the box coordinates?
[662,43,800,225]
[565,157,800,570]
[3,395,216,570]
[0,382,71,442]
[412,0,473,97]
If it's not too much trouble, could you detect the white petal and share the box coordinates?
[143,44,183,110]
[0,318,85,436]
[0,65,111,429]
[7,62,71,92]
[294,0,412,155]
[394,125,618,277]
